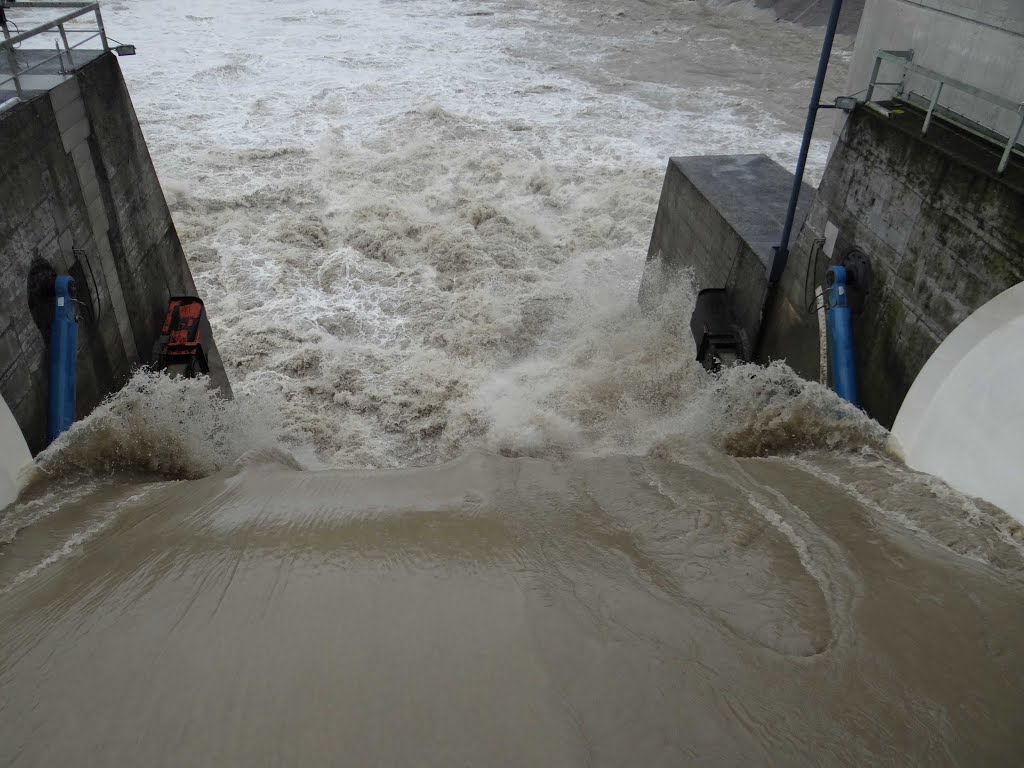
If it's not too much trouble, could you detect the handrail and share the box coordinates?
[1,2,100,7]
[1,3,101,47]
[865,49,1024,175]
[0,2,108,98]
[6,30,101,84]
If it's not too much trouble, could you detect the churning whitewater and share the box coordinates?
[2,0,1024,765]
[90,0,861,468]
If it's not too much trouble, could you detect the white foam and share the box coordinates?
[37,370,287,480]
[23,0,848,470]
[0,486,157,594]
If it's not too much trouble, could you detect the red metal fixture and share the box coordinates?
[155,296,209,377]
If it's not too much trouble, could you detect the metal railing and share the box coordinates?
[866,49,1024,175]
[1,2,109,98]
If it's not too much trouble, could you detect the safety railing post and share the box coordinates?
[867,49,1020,175]
[3,45,22,99]
[93,5,109,51]
[922,80,944,134]
[58,22,75,67]
[866,55,882,102]
[998,107,1024,175]
[1,13,19,99]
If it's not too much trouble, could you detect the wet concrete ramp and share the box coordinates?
[2,452,1023,766]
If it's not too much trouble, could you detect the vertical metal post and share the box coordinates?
[55,40,66,75]
[922,80,943,134]
[94,6,110,51]
[3,47,21,99]
[865,54,882,103]
[769,0,844,284]
[1,10,21,99]
[58,22,75,68]
[998,107,1024,175]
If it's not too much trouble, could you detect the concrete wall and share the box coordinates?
[844,0,1024,139]
[0,52,229,454]
[773,105,1024,427]
[644,107,1022,429]
[644,155,814,359]
[0,393,31,511]
[890,281,1024,525]
[752,0,865,35]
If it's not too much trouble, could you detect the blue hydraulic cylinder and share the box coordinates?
[825,266,859,406]
[47,276,78,443]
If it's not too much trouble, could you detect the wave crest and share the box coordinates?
[37,370,288,481]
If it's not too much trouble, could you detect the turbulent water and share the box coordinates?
[3,0,1024,764]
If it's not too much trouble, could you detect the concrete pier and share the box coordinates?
[643,154,814,362]
[647,103,1024,427]
[0,52,229,454]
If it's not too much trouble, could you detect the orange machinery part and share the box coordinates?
[161,297,204,352]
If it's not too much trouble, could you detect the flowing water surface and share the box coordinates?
[2,0,1024,764]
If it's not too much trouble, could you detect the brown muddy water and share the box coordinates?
[2,446,1023,766]
[3,0,1024,764]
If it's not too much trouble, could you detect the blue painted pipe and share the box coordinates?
[47,276,78,443]
[825,266,859,406]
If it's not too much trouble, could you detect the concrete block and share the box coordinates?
[19,323,45,363]
[78,167,102,208]
[647,153,814,359]
[0,329,19,375]
[86,194,110,235]
[0,161,50,227]
[47,195,72,234]
[12,394,46,455]
[97,318,131,383]
[70,141,94,177]
[100,264,140,364]
[60,116,92,154]
[53,96,87,135]
[0,357,33,416]
[57,229,74,265]
[48,78,82,113]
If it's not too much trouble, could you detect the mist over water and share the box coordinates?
[3,0,1024,764]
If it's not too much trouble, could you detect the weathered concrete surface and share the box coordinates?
[643,106,1023,429]
[0,53,230,454]
[842,0,1024,140]
[643,154,814,359]
[770,105,1024,427]
[753,0,865,35]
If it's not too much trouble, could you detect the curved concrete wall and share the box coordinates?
[0,395,32,510]
[890,281,1024,524]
